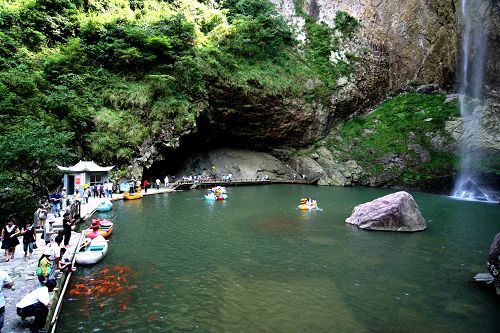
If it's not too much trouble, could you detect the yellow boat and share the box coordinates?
[123,191,143,200]
[298,198,319,210]
[298,204,310,210]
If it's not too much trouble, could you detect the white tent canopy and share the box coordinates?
[57,160,114,173]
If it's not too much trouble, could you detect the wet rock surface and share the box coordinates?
[175,148,297,180]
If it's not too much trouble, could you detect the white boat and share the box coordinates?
[75,235,108,265]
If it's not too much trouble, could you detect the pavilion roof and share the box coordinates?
[57,160,114,173]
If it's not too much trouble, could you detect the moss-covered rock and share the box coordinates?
[294,92,462,191]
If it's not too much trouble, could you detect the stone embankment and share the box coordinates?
[2,186,175,333]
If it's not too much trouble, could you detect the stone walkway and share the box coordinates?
[2,186,174,332]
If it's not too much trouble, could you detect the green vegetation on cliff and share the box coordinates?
[0,0,361,220]
[327,93,459,188]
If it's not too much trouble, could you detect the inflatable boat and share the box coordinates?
[124,191,143,200]
[75,235,108,265]
[96,200,113,212]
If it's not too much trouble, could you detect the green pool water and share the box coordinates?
[57,185,500,332]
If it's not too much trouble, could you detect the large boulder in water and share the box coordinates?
[345,191,426,232]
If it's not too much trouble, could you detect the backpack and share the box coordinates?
[38,210,47,219]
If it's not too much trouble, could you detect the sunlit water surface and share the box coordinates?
[57,185,500,332]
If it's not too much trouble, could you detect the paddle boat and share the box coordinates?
[86,219,114,238]
[124,190,143,200]
[298,198,320,210]
[205,186,228,201]
[75,235,108,265]
[205,193,228,201]
[96,199,113,212]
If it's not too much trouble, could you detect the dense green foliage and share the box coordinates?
[0,119,74,221]
[0,0,361,220]
[326,93,459,187]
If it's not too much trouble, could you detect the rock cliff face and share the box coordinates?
[199,0,462,152]
[272,0,460,90]
[174,148,296,179]
[140,0,499,194]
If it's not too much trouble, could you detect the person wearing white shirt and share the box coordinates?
[164,175,169,187]
[44,237,60,263]
[0,270,13,331]
[16,279,56,333]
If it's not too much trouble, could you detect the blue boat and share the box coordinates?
[96,200,113,212]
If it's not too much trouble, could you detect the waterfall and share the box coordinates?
[451,0,494,202]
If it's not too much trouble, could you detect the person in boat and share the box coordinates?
[83,221,101,246]
[16,279,57,333]
[1,216,21,262]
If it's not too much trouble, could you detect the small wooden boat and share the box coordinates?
[86,219,114,238]
[123,191,143,200]
[75,235,108,265]
[96,200,113,212]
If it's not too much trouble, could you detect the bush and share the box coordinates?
[334,10,358,38]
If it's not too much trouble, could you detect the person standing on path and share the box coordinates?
[43,218,56,245]
[1,217,20,262]
[83,187,90,204]
[0,270,13,332]
[16,279,56,333]
[62,212,74,248]
[20,221,36,259]
[164,175,169,187]
[36,205,47,230]
[143,180,149,193]
[60,188,67,213]
[49,190,61,217]
[73,189,81,204]
[107,181,113,198]
[156,178,161,190]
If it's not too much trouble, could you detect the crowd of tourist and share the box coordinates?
[0,186,80,333]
